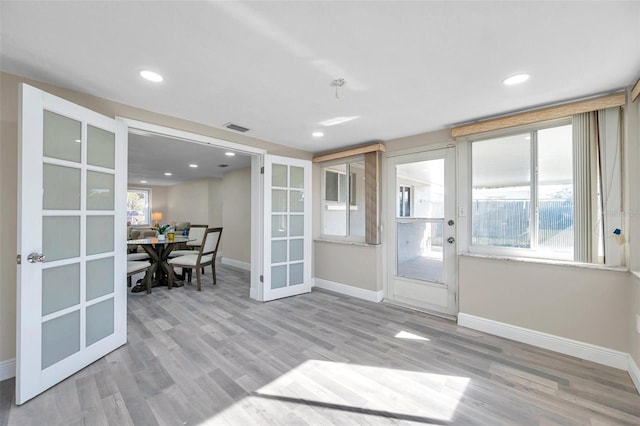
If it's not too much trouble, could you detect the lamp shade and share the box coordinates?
[151,212,163,221]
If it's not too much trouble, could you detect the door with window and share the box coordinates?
[386,148,457,317]
[16,84,127,404]
[262,155,312,301]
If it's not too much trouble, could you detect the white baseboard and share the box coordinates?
[0,358,16,381]
[458,313,629,371]
[629,355,640,393]
[313,278,384,303]
[221,257,251,271]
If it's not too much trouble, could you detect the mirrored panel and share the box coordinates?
[86,257,114,301]
[43,110,81,163]
[290,262,304,286]
[271,240,287,264]
[289,239,303,262]
[43,164,81,210]
[42,310,80,369]
[396,221,444,283]
[86,298,114,346]
[290,166,304,189]
[272,189,287,212]
[290,215,304,237]
[289,190,304,213]
[271,215,287,238]
[87,171,114,210]
[42,263,80,316]
[271,265,287,289]
[87,125,115,169]
[86,216,114,255]
[272,164,287,187]
[43,216,80,262]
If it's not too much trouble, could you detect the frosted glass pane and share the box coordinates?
[43,110,81,163]
[87,216,114,255]
[290,263,304,286]
[87,171,114,210]
[86,257,114,301]
[42,263,80,316]
[290,166,304,189]
[86,298,114,346]
[397,222,443,283]
[272,189,287,212]
[43,164,80,210]
[271,240,287,264]
[42,310,80,369]
[43,216,80,262]
[271,265,287,289]
[289,239,303,262]
[87,125,115,169]
[289,190,304,213]
[290,215,304,237]
[272,164,287,187]
[272,215,287,238]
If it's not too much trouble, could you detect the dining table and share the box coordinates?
[127,236,193,293]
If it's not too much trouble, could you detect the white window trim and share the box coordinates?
[320,156,365,243]
[457,118,575,262]
[127,186,152,227]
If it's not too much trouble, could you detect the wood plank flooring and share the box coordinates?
[1,262,639,425]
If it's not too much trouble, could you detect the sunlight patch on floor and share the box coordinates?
[395,330,431,341]
[201,360,469,424]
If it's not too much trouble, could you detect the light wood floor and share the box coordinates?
[2,262,639,425]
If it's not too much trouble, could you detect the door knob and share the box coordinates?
[447,237,455,244]
[27,252,46,263]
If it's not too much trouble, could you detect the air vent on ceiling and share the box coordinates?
[223,122,250,133]
[218,164,229,168]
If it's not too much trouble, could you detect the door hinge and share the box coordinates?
[260,166,264,174]
[260,274,264,282]
[17,254,21,265]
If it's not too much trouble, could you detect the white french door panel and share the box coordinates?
[262,155,312,301]
[386,147,457,317]
[17,84,127,404]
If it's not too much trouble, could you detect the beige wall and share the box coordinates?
[166,178,211,225]
[208,178,223,228]
[314,242,383,291]
[459,256,630,352]
[221,168,251,263]
[0,71,309,363]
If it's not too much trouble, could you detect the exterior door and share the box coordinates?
[262,155,312,301]
[386,147,457,317]
[16,84,127,404]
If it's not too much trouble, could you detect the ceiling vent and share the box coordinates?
[218,164,229,168]
[223,122,250,133]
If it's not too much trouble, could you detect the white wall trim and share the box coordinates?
[629,355,640,393]
[458,313,629,371]
[221,257,251,271]
[313,278,384,303]
[0,358,16,381]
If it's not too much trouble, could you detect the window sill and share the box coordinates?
[631,270,640,280]
[314,238,378,247]
[460,252,628,273]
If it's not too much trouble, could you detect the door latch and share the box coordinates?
[27,252,46,263]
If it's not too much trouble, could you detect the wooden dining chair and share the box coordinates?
[168,227,222,291]
[127,260,152,293]
[168,224,208,258]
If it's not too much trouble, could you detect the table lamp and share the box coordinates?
[151,212,163,228]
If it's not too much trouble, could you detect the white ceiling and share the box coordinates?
[128,131,251,186]
[1,1,639,154]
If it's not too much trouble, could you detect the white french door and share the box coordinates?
[386,147,457,317]
[16,84,127,404]
[262,155,312,301]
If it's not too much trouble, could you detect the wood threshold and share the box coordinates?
[632,78,640,103]
[312,143,385,163]
[451,92,626,139]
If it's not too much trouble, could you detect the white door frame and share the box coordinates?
[384,146,458,318]
[118,119,267,300]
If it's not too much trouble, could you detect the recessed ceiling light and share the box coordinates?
[189,164,198,168]
[312,131,324,137]
[139,70,163,82]
[225,152,236,157]
[319,116,359,126]
[140,180,147,184]
[503,73,530,86]
[164,172,172,176]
